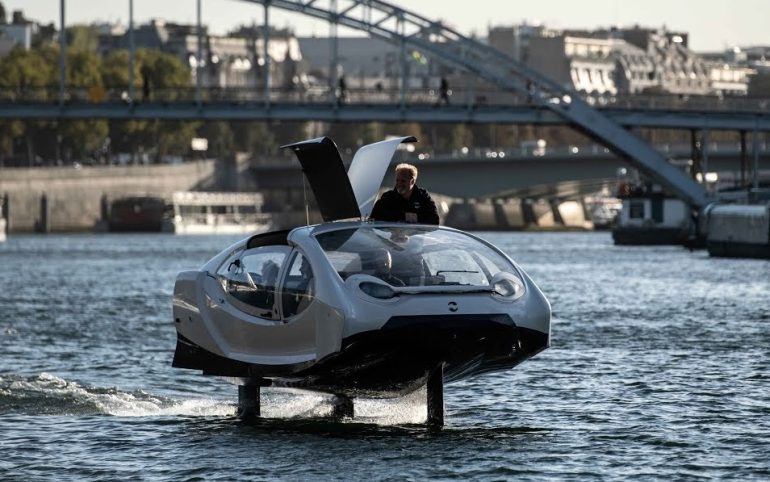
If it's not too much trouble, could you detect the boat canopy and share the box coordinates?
[281,136,417,222]
[347,136,417,219]
[314,225,519,288]
[281,137,360,222]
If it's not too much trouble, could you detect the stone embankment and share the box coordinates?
[0,162,595,233]
[0,161,217,232]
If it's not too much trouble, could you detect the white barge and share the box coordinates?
[169,191,272,235]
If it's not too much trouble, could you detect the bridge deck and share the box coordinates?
[1,98,769,131]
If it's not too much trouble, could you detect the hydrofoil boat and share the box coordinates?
[171,136,551,426]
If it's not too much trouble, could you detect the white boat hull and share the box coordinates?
[170,220,271,235]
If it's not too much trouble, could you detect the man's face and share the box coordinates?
[395,171,415,197]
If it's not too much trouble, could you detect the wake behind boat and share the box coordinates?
[171,136,551,426]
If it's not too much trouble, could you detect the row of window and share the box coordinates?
[214,226,522,322]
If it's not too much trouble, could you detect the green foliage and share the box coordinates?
[66,25,99,53]
[0,120,24,156]
[0,46,57,99]
[137,48,192,100]
[67,50,103,87]
[0,47,58,162]
[154,120,200,161]
[269,121,312,150]
[101,50,131,88]
[384,123,423,144]
[231,121,279,158]
[61,119,109,162]
[0,43,200,163]
[450,124,473,150]
[198,122,235,160]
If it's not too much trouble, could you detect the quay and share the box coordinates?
[0,158,602,233]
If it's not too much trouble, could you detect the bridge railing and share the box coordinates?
[411,141,770,162]
[1,85,769,114]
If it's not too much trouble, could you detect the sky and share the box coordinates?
[2,0,768,52]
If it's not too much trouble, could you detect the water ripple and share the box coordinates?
[1,232,769,480]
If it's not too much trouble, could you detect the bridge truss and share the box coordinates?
[235,0,713,207]
[7,0,769,206]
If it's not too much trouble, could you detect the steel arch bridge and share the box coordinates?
[9,0,751,207]
[230,0,714,207]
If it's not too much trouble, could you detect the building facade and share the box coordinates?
[495,24,752,97]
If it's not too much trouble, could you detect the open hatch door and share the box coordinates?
[281,137,361,222]
[282,135,418,223]
[347,136,417,219]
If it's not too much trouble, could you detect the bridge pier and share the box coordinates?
[752,129,760,191]
[2,192,9,235]
[740,130,748,189]
[35,194,50,234]
[690,129,703,180]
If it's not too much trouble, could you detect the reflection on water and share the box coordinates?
[1,233,769,480]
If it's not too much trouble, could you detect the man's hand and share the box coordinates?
[405,212,418,223]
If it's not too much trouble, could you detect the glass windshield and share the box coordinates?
[216,246,289,319]
[315,226,516,287]
[281,252,315,318]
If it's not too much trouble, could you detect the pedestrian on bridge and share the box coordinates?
[370,163,439,225]
[437,77,450,106]
[337,75,347,105]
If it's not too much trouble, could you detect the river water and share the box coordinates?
[1,232,768,481]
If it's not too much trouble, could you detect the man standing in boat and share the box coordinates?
[370,163,439,224]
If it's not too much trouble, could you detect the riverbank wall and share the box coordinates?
[0,161,221,232]
[1,162,595,233]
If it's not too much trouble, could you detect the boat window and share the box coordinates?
[281,252,315,319]
[216,246,289,319]
[629,200,645,219]
[315,226,517,287]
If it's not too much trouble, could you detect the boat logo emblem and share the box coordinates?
[448,301,458,312]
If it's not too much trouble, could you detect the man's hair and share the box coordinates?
[395,163,418,180]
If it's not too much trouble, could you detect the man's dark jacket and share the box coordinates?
[370,186,439,224]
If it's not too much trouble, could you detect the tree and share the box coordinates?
[101,50,148,161]
[59,50,108,162]
[0,46,57,163]
[137,49,199,162]
[0,45,56,100]
[138,48,193,101]
[101,49,132,89]
[100,48,197,162]
[231,121,278,159]
[450,124,473,150]
[153,119,199,162]
[67,25,99,53]
[198,121,235,160]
